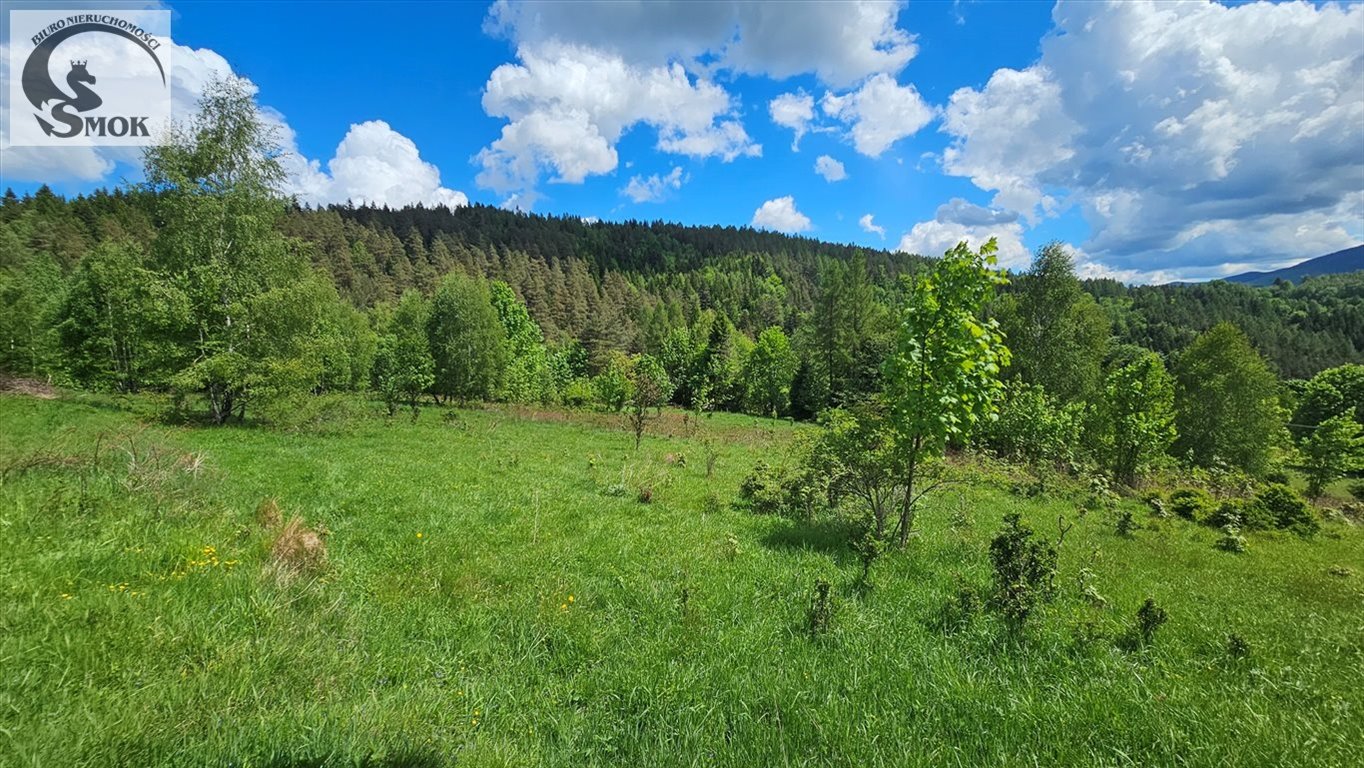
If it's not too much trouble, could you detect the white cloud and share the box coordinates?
[821,73,934,157]
[485,1,918,88]
[858,213,885,238]
[940,0,1364,279]
[288,121,467,209]
[475,41,758,203]
[770,91,815,150]
[814,155,847,182]
[751,195,812,233]
[1,33,467,209]
[476,1,925,202]
[934,197,1018,227]
[895,218,1030,270]
[622,166,686,203]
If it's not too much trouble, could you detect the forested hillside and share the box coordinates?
[4,186,1361,388]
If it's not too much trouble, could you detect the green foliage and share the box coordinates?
[989,512,1059,635]
[1096,350,1177,484]
[57,240,184,392]
[1134,598,1169,646]
[428,272,507,403]
[592,351,634,413]
[1253,484,1319,538]
[372,291,434,419]
[490,280,554,404]
[627,353,673,449]
[808,579,834,638]
[1169,488,1214,522]
[810,405,903,539]
[882,238,1011,544]
[144,76,311,424]
[742,326,798,417]
[1291,364,1364,432]
[1299,413,1363,498]
[1216,521,1248,554]
[977,382,1083,469]
[1174,323,1287,476]
[997,242,1110,405]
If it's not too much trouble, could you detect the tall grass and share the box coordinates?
[1,395,1360,766]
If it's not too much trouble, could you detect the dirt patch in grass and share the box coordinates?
[0,375,58,399]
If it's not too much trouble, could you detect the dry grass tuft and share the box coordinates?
[270,517,327,575]
[256,497,282,529]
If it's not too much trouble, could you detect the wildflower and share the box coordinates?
[417,532,424,539]
[568,595,575,604]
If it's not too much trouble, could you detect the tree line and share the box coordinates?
[1,78,1361,495]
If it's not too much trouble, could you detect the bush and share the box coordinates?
[1252,484,1319,538]
[738,461,786,515]
[808,579,834,637]
[1169,488,1213,522]
[1135,598,1168,645]
[1348,480,1364,502]
[1216,523,1247,553]
[1116,507,1138,537]
[989,513,1059,635]
[560,377,594,408]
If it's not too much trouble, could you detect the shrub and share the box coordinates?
[1216,523,1247,553]
[1169,488,1213,522]
[1135,598,1168,645]
[738,461,786,515]
[1347,480,1364,502]
[989,513,1059,635]
[701,491,723,516]
[808,579,834,637]
[1116,507,1138,537]
[1253,484,1318,538]
[560,377,595,409]
[938,579,982,633]
[637,486,653,504]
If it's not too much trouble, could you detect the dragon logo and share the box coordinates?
[10,12,169,145]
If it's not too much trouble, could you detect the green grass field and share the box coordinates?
[2,393,1361,767]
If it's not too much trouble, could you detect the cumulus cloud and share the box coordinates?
[770,91,815,150]
[751,195,812,233]
[940,0,1364,279]
[895,218,1030,270]
[477,1,925,201]
[485,0,917,88]
[814,155,847,182]
[821,73,934,157]
[1,27,467,209]
[288,121,467,209]
[475,41,758,203]
[859,213,885,238]
[622,166,686,203]
[935,197,1018,227]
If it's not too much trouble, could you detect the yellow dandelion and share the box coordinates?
[416,532,424,539]
[568,594,575,604]
[560,603,567,611]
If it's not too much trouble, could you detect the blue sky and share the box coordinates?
[2,1,1361,282]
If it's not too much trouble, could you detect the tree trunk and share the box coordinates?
[897,437,921,547]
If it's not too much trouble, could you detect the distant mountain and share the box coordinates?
[1223,245,1364,286]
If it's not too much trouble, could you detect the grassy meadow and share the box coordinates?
[1,392,1361,767]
